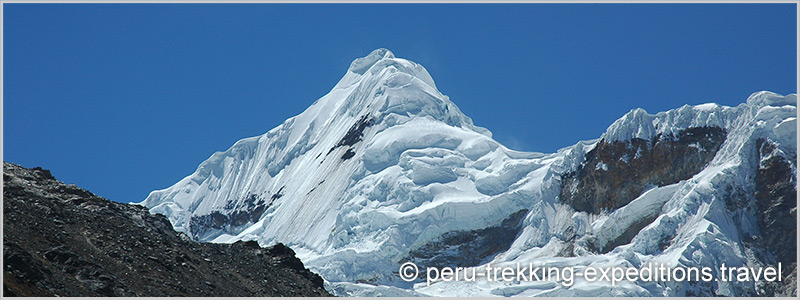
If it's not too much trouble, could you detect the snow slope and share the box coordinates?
[418,91,797,297]
[138,49,797,296]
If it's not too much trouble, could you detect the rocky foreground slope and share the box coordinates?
[3,162,330,297]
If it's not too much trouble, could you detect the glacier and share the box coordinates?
[138,49,797,296]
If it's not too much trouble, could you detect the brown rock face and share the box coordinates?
[404,209,529,277]
[560,126,727,214]
[753,139,797,297]
[3,162,330,297]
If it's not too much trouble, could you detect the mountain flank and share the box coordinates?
[135,49,797,296]
[3,162,331,297]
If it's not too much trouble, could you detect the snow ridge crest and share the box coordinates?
[349,48,395,74]
[602,91,797,143]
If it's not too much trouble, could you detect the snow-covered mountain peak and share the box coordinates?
[335,48,439,94]
[324,49,487,136]
[139,48,796,297]
[139,49,495,242]
[348,48,395,74]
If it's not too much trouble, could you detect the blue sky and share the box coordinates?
[4,4,797,204]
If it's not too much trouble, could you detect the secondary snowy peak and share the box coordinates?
[421,92,796,297]
[602,103,731,143]
[602,91,796,147]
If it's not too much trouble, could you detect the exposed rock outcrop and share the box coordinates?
[557,129,797,297]
[404,209,529,277]
[754,139,797,297]
[3,162,331,297]
[560,126,727,214]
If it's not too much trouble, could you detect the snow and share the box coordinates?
[137,49,797,297]
[349,48,395,75]
[602,103,731,143]
[694,102,720,111]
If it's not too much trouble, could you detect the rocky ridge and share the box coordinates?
[2,162,331,297]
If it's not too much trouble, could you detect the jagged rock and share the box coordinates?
[333,114,375,150]
[560,126,727,214]
[189,194,271,240]
[2,162,330,297]
[754,138,797,297]
[404,209,528,273]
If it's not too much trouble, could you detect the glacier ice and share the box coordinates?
[138,49,797,297]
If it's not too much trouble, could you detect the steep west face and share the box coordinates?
[139,48,547,288]
[3,162,330,297]
[139,49,797,297]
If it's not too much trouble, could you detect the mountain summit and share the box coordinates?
[139,49,796,297]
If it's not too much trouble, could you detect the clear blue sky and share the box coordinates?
[4,4,797,204]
